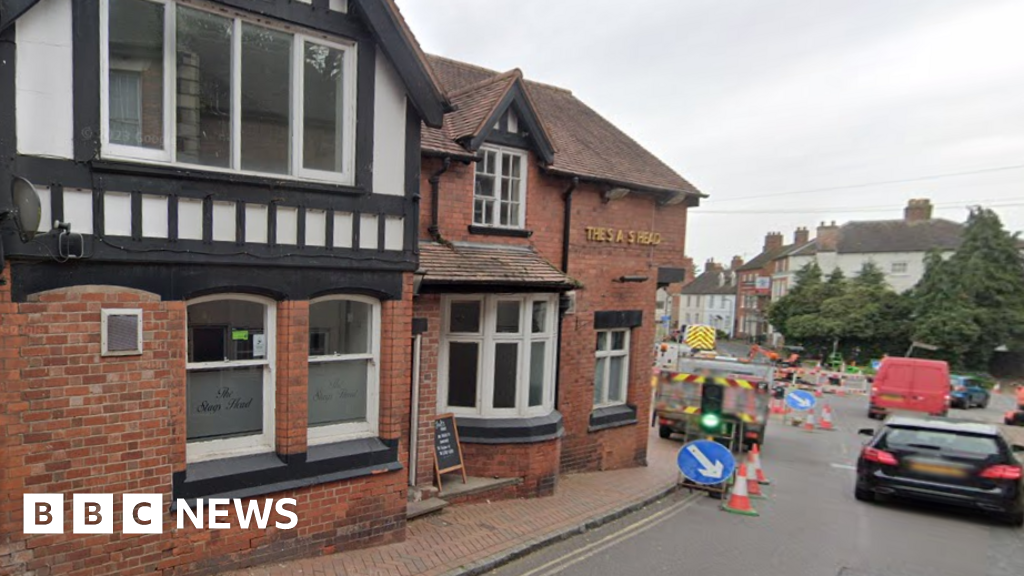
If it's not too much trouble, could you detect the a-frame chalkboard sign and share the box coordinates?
[433,413,467,491]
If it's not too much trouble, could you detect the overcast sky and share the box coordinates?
[396,0,1024,268]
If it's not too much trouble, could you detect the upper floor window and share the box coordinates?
[308,296,380,444]
[474,146,526,229]
[186,295,275,462]
[102,0,356,184]
[890,262,908,275]
[440,295,555,417]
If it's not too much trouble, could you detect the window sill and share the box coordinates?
[173,437,400,503]
[91,159,366,196]
[454,411,563,444]
[468,225,533,238]
[588,404,638,432]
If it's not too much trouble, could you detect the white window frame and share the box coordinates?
[890,261,909,275]
[594,329,630,408]
[99,0,358,185]
[473,145,527,229]
[439,294,556,418]
[100,308,144,356]
[185,293,276,463]
[307,295,381,445]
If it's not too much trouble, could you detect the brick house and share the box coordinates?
[409,56,702,498]
[0,1,450,574]
[734,229,809,340]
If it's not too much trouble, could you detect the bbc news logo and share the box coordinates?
[24,494,298,534]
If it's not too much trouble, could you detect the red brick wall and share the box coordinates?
[411,295,441,488]
[459,439,560,498]
[0,271,414,576]
[418,150,689,478]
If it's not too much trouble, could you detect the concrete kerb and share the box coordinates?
[440,481,686,576]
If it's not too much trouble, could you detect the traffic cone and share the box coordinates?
[745,455,766,499]
[814,387,823,398]
[722,464,759,516]
[819,404,835,431]
[750,443,770,485]
[803,411,816,432]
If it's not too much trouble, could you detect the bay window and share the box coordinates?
[307,296,380,444]
[185,295,275,462]
[101,0,357,183]
[594,329,630,407]
[441,295,556,417]
[474,146,526,229]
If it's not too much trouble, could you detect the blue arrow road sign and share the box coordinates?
[677,440,736,485]
[786,389,817,411]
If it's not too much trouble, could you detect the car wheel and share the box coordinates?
[980,397,989,409]
[659,425,672,439]
[855,486,875,503]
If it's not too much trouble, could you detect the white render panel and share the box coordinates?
[212,201,236,242]
[177,198,203,241]
[333,211,353,248]
[16,0,74,159]
[276,206,299,245]
[383,216,403,251]
[35,186,52,234]
[141,195,168,239]
[63,189,93,235]
[245,204,268,244]
[329,0,348,12]
[305,209,327,247]
[104,192,132,236]
[372,53,407,197]
[359,214,378,249]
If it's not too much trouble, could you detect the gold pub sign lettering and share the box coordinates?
[584,226,662,246]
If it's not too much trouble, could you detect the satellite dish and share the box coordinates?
[10,176,42,240]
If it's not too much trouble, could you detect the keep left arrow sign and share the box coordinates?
[686,444,724,479]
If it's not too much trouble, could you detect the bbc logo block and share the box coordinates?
[24,494,163,535]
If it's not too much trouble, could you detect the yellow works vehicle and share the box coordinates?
[654,357,774,452]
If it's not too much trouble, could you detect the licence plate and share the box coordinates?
[879,394,903,402]
[909,462,966,477]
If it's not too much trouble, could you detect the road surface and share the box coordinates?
[485,394,1024,576]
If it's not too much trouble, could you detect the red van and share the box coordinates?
[869,357,950,419]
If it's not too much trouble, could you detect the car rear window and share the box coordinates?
[883,427,1002,457]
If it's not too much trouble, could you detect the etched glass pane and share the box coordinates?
[308,360,368,426]
[186,366,263,441]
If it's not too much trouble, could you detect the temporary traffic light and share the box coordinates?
[699,383,725,434]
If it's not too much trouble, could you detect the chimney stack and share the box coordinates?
[730,255,744,270]
[763,231,784,252]
[904,198,933,222]
[705,258,723,272]
[794,227,810,245]
[816,221,839,252]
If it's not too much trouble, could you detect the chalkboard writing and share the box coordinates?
[434,413,466,490]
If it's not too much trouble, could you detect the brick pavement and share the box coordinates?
[225,426,681,576]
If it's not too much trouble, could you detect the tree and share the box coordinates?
[769,261,913,360]
[853,261,887,288]
[911,208,1024,369]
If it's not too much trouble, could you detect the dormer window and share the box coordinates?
[474,145,526,229]
[101,0,357,184]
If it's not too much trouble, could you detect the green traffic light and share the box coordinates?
[700,413,721,430]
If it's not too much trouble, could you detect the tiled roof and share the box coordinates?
[737,244,796,271]
[836,219,963,253]
[679,269,737,295]
[421,55,703,198]
[419,242,576,289]
[446,70,520,141]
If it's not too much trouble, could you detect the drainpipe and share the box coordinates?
[554,177,579,410]
[427,157,451,240]
[409,332,422,488]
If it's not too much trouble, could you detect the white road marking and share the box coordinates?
[515,491,704,576]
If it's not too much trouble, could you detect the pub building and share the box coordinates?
[409,56,701,500]
[0,1,451,574]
